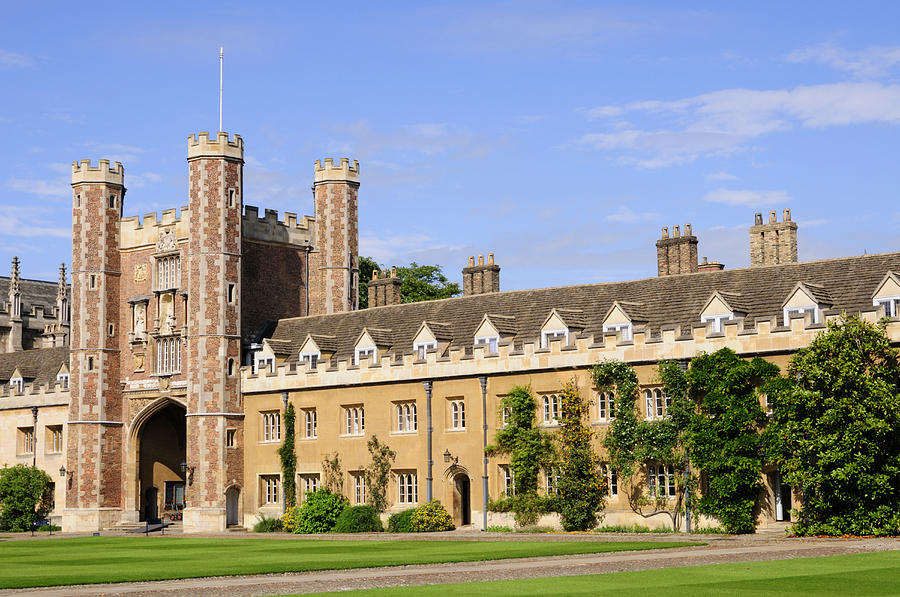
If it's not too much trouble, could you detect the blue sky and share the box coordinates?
[1,1,898,290]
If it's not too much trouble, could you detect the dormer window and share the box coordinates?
[9,377,23,393]
[784,305,819,325]
[56,373,69,389]
[299,351,319,370]
[415,341,437,360]
[354,346,377,366]
[875,296,900,318]
[474,335,499,353]
[541,329,568,348]
[701,313,733,333]
[254,354,275,374]
[602,322,633,341]
[782,283,831,326]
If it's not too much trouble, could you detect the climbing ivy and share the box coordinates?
[555,381,606,531]
[364,435,396,513]
[485,385,554,526]
[277,403,297,508]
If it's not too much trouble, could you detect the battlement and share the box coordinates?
[242,206,315,246]
[187,131,244,161]
[314,158,359,183]
[119,207,190,249]
[71,159,125,186]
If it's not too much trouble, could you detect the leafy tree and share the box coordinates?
[766,316,900,536]
[364,435,396,513]
[556,381,606,531]
[593,360,687,530]
[322,452,344,495]
[277,404,297,508]
[679,349,776,534]
[397,263,460,303]
[294,489,347,533]
[485,385,555,526]
[358,256,380,309]
[0,465,52,531]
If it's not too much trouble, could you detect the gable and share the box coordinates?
[702,295,733,317]
[474,318,499,338]
[413,325,436,345]
[355,330,375,349]
[542,312,568,332]
[784,286,817,309]
[874,272,900,298]
[602,303,631,326]
[298,336,320,355]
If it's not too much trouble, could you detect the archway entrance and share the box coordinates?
[138,403,186,522]
[454,473,471,527]
[226,486,240,526]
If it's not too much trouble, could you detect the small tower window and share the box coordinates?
[228,189,235,208]
[108,323,115,336]
[227,283,236,304]
[227,358,235,376]
[75,194,81,208]
[89,275,97,289]
[87,356,94,371]
[108,195,116,209]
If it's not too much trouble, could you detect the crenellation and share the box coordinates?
[314,157,360,183]
[71,159,124,186]
[241,205,315,245]
[119,207,190,250]
[186,131,243,160]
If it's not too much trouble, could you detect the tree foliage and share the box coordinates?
[357,256,380,309]
[0,465,52,531]
[396,263,460,303]
[556,381,606,531]
[293,489,347,533]
[277,404,297,508]
[593,360,687,530]
[322,452,344,495]
[678,349,776,534]
[766,316,900,536]
[486,386,554,525]
[364,435,396,513]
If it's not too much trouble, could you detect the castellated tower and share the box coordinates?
[183,132,245,532]
[309,158,359,315]
[64,160,125,531]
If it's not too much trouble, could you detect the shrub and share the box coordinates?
[252,514,283,533]
[332,505,383,533]
[387,508,416,532]
[281,506,301,533]
[0,465,52,532]
[294,490,347,533]
[410,500,455,532]
[486,525,513,532]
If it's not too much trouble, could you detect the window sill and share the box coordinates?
[300,436,318,441]
[391,430,418,436]
[339,433,366,438]
[446,428,467,433]
[259,440,282,444]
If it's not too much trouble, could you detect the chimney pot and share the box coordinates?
[769,210,777,223]
[488,253,494,265]
[783,208,791,222]
[478,254,484,266]
[661,227,669,239]
[390,266,397,278]
[468,256,475,267]
[674,225,681,238]
[372,269,379,280]
[685,223,692,236]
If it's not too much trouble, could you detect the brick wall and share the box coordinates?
[240,240,306,339]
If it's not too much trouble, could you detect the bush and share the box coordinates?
[0,465,52,532]
[252,514,283,533]
[387,508,416,532]
[294,490,347,533]
[281,506,301,533]
[410,500,455,532]
[332,505,383,533]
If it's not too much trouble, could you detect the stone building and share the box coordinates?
[1,127,898,533]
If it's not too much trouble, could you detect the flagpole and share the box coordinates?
[219,47,223,133]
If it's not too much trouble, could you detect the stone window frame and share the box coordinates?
[353,472,366,505]
[449,399,466,430]
[18,426,35,455]
[874,296,900,318]
[225,429,236,449]
[156,336,182,375]
[303,408,318,439]
[643,388,670,420]
[597,391,615,422]
[647,463,677,498]
[701,312,734,333]
[394,402,417,434]
[343,405,365,436]
[601,463,618,497]
[261,411,281,443]
[397,471,418,505]
[260,474,280,505]
[300,473,320,502]
[154,252,181,292]
[47,426,63,454]
[500,464,516,497]
[545,469,560,495]
[354,345,377,366]
[541,393,561,425]
[602,322,633,341]
[474,334,499,354]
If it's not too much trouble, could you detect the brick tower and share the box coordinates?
[184,132,244,532]
[64,160,125,530]
[309,158,359,315]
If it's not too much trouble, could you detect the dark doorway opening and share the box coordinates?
[454,474,471,526]
[138,403,186,522]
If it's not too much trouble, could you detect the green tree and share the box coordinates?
[486,385,555,526]
[0,465,52,531]
[358,256,380,309]
[766,316,900,536]
[397,263,460,303]
[680,349,776,534]
[593,360,688,530]
[556,381,606,531]
[364,435,396,513]
[277,404,297,508]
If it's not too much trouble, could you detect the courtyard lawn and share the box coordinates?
[0,536,699,589]
[316,550,900,597]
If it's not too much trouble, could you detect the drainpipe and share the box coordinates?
[31,406,38,469]
[479,375,488,531]
[282,391,289,516]
[684,458,691,533]
[424,380,433,502]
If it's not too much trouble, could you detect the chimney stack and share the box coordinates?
[656,224,698,276]
[698,256,725,272]
[463,253,500,295]
[749,208,798,266]
[368,267,402,308]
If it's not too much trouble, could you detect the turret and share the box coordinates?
[7,256,22,351]
[309,158,360,315]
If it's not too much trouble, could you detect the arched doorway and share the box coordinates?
[138,402,186,522]
[454,473,471,527]
[226,486,240,527]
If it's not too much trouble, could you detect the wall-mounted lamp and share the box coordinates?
[180,462,195,486]
[59,466,67,478]
[443,449,458,465]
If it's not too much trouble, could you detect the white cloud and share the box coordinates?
[577,82,900,167]
[84,142,145,164]
[360,232,465,267]
[703,188,791,207]
[6,177,69,197]
[0,49,32,68]
[604,205,659,223]
[0,206,69,238]
[707,171,737,182]
[788,43,900,79]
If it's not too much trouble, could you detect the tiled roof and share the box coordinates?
[483,314,517,336]
[266,252,900,364]
[0,346,69,385]
[713,291,751,314]
[422,322,453,342]
[0,277,67,316]
[362,327,394,347]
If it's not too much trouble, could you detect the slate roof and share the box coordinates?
[266,252,900,363]
[0,346,69,385]
[0,277,67,316]
[484,314,518,336]
[361,328,394,347]
[711,291,751,315]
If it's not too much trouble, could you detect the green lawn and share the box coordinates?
[315,550,900,596]
[0,537,698,589]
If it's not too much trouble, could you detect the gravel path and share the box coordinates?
[1,533,898,597]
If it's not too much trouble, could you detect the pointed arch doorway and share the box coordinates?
[137,402,186,522]
[453,472,471,527]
